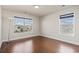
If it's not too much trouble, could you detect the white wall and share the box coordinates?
[2,6,79,45]
[40,6,79,45]
[0,6,2,46]
[2,10,40,41]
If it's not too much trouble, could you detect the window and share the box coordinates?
[14,16,33,33]
[59,13,75,36]
[15,18,24,25]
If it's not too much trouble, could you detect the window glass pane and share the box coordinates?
[14,16,33,33]
[59,13,74,35]
[25,19,32,25]
[14,18,24,25]
[60,17,73,25]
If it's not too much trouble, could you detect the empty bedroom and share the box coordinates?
[0,5,79,53]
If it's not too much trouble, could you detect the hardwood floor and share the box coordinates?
[0,36,79,53]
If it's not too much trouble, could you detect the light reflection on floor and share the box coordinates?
[2,36,79,53]
[58,45,75,53]
[23,40,33,53]
[12,40,33,53]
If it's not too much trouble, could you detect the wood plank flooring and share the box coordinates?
[0,36,79,53]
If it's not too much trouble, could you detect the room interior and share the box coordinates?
[0,5,79,53]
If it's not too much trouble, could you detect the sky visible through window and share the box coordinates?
[60,17,73,25]
[59,13,74,35]
[14,17,32,25]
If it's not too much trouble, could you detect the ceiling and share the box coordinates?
[2,5,74,16]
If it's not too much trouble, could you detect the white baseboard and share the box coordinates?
[0,34,40,47]
[1,34,79,48]
[41,34,79,45]
[9,34,40,41]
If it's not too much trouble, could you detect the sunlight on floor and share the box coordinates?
[58,45,75,53]
[23,40,33,53]
[12,40,33,53]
